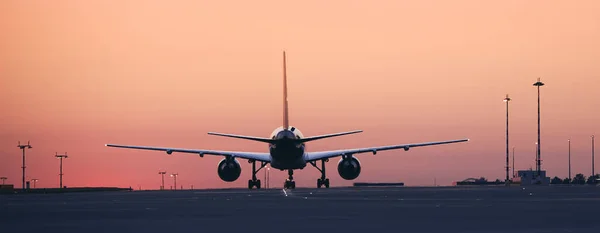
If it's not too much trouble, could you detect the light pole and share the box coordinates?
[533,78,545,178]
[267,167,270,189]
[1,177,7,185]
[503,94,511,184]
[171,173,178,190]
[592,135,595,177]
[158,171,166,190]
[31,179,38,188]
[17,141,32,190]
[512,147,515,178]
[55,152,68,188]
[568,139,571,181]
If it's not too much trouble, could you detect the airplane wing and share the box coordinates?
[305,138,469,162]
[105,144,271,162]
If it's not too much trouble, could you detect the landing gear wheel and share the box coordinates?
[284,180,296,189]
[317,178,330,188]
[284,169,296,189]
[248,179,262,189]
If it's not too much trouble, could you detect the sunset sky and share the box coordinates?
[1,0,599,189]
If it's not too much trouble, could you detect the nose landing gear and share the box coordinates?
[283,169,296,189]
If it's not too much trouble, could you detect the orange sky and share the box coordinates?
[1,0,599,189]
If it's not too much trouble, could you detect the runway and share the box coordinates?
[1,186,600,233]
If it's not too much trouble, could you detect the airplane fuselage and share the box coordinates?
[268,126,307,170]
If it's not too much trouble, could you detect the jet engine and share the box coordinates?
[337,156,361,180]
[217,158,241,182]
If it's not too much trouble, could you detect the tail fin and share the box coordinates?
[283,51,289,129]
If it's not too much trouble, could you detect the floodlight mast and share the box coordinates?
[533,78,545,178]
[17,141,32,191]
[0,177,7,185]
[55,152,69,188]
[31,178,39,188]
[158,171,166,190]
[503,94,511,184]
[171,173,178,190]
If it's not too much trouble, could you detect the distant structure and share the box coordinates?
[568,139,572,181]
[503,94,511,184]
[158,171,167,190]
[354,182,405,187]
[533,78,545,178]
[512,147,516,178]
[171,173,178,190]
[515,169,550,185]
[592,135,596,177]
[454,177,503,186]
[55,152,69,188]
[17,141,32,191]
[0,177,6,185]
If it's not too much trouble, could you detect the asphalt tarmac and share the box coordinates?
[1,186,600,233]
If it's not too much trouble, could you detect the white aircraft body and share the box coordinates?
[106,52,469,189]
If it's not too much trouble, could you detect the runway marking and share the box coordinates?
[282,189,289,197]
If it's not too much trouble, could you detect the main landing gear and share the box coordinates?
[248,160,268,189]
[284,169,296,189]
[310,159,330,188]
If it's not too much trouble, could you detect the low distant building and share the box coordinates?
[0,184,14,194]
[453,177,504,186]
[514,170,550,185]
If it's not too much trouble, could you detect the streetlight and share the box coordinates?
[55,152,68,188]
[171,173,178,190]
[533,78,545,177]
[503,94,511,184]
[31,179,38,188]
[17,141,32,191]
[0,177,7,185]
[158,171,166,190]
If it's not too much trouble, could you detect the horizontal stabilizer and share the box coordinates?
[298,130,363,143]
[207,132,275,143]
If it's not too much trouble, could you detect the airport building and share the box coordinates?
[513,170,550,185]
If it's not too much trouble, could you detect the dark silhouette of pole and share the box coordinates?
[1,177,7,185]
[55,152,68,188]
[31,179,38,188]
[171,173,178,190]
[17,141,32,190]
[533,78,544,177]
[593,135,595,177]
[503,94,511,184]
[512,147,515,178]
[158,171,166,190]
[568,139,571,181]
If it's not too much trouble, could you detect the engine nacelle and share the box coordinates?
[217,158,241,182]
[337,156,361,180]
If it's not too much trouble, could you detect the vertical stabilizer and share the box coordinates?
[283,51,289,129]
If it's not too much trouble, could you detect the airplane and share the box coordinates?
[106,51,469,189]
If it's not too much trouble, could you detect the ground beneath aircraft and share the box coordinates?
[1,186,599,233]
